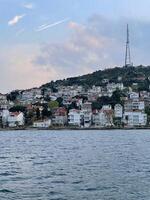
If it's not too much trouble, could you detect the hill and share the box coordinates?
[41,65,150,91]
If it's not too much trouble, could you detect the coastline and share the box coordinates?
[0,126,150,131]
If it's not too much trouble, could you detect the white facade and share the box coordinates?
[124,100,145,111]
[21,88,41,101]
[83,112,92,128]
[33,119,51,128]
[68,109,83,127]
[1,110,10,125]
[93,106,114,127]
[129,92,139,100]
[52,116,67,126]
[101,105,112,111]
[82,102,92,112]
[114,104,123,118]
[0,94,7,104]
[107,83,124,93]
[123,111,147,127]
[7,112,24,127]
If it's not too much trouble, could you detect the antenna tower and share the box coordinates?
[125,24,132,67]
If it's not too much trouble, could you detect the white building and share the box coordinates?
[88,86,102,94]
[82,102,92,112]
[33,119,51,128]
[129,92,139,100]
[68,109,84,127]
[114,104,123,118]
[21,88,41,101]
[124,99,145,111]
[7,112,24,127]
[0,94,7,104]
[107,83,124,93]
[93,106,114,127]
[1,109,10,126]
[83,111,92,128]
[123,111,147,127]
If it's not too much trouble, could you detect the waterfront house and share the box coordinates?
[93,105,114,128]
[123,111,147,127]
[33,119,52,128]
[68,109,84,127]
[52,107,68,126]
[7,112,24,127]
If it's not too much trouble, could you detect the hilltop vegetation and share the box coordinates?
[41,65,150,91]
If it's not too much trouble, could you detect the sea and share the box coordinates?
[0,130,150,200]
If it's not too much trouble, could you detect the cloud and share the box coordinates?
[36,18,70,32]
[33,16,123,80]
[33,15,150,82]
[2,14,150,93]
[23,3,34,9]
[8,14,26,26]
[0,44,55,93]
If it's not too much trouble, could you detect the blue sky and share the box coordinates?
[1,0,150,93]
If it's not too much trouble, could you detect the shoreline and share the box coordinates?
[0,127,150,131]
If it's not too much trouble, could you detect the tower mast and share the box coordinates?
[125,24,132,67]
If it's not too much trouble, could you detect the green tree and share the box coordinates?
[9,105,26,113]
[48,101,59,110]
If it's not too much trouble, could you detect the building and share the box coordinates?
[33,119,51,128]
[93,105,114,127]
[68,109,84,127]
[52,107,67,126]
[83,111,92,128]
[114,104,123,118]
[129,92,139,100]
[123,111,147,127]
[82,102,92,112]
[107,83,124,94]
[7,112,24,127]
[0,109,9,127]
[124,99,145,111]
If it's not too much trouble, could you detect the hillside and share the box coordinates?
[41,65,150,91]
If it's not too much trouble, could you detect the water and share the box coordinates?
[0,130,150,200]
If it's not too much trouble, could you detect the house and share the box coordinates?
[83,111,92,128]
[93,105,114,127]
[0,94,7,104]
[123,111,147,127]
[129,92,139,100]
[124,99,145,111]
[52,107,67,126]
[0,109,9,126]
[7,112,24,127]
[82,102,92,112]
[114,104,123,118]
[21,88,42,102]
[88,86,101,95]
[68,109,84,127]
[107,83,124,94]
[33,119,51,128]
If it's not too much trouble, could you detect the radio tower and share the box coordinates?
[125,24,132,67]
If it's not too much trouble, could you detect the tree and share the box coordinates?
[48,101,59,110]
[36,108,41,120]
[9,105,26,113]
[56,97,63,107]
[41,108,52,119]
[7,91,20,101]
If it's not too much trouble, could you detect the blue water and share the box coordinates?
[0,130,150,200]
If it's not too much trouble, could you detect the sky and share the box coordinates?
[1,0,150,93]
